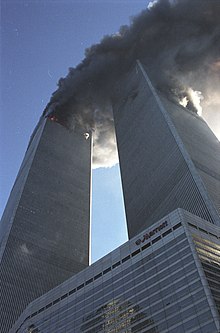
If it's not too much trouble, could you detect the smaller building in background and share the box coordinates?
[10,208,220,333]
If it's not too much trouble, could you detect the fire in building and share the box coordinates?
[1,0,220,332]
[1,61,220,333]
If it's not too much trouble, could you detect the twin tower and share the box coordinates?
[1,62,220,332]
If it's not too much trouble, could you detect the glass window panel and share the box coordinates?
[112,271,123,282]
[167,314,182,327]
[183,317,200,331]
[134,274,146,286]
[150,301,164,313]
[200,322,217,333]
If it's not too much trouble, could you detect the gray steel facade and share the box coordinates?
[1,60,220,332]
[10,209,220,333]
[113,62,220,238]
[0,117,92,332]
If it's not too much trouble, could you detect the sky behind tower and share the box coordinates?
[1,0,149,263]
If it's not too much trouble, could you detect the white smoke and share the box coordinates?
[20,243,31,255]
[148,1,158,10]
[92,106,118,168]
[180,88,203,116]
[93,131,118,169]
[179,96,188,108]
[188,89,203,116]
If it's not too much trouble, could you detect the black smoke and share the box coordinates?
[44,0,220,167]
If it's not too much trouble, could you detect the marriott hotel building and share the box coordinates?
[10,209,220,333]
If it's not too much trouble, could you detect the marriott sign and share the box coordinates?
[135,221,168,246]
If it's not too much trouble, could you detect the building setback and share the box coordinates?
[0,117,92,332]
[10,209,220,333]
[113,61,220,238]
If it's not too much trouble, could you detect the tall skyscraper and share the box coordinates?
[0,117,92,332]
[113,61,220,238]
[1,61,220,333]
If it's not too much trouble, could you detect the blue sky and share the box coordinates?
[1,0,149,263]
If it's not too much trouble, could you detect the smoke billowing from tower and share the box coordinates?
[44,0,220,167]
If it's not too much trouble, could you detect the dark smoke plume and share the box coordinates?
[44,0,220,168]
